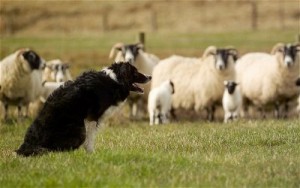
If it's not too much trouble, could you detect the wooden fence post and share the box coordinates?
[251,1,258,31]
[138,32,146,51]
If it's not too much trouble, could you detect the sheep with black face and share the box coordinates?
[109,43,159,118]
[236,43,300,118]
[222,80,242,123]
[151,46,238,121]
[0,49,45,120]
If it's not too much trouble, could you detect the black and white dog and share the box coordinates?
[16,62,151,156]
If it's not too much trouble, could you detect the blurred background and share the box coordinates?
[1,0,299,35]
[0,0,299,75]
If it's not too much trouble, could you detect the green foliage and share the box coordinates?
[0,119,299,187]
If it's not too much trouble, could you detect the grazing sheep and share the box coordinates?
[222,80,242,123]
[151,46,238,121]
[43,59,72,82]
[148,80,175,125]
[236,43,300,118]
[0,49,45,120]
[109,43,159,118]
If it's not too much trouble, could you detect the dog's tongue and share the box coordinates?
[130,83,144,94]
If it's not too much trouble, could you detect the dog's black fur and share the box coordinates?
[16,62,151,156]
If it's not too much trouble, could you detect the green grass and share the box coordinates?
[0,119,300,187]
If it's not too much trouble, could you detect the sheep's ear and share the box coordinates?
[202,46,216,58]
[109,43,124,59]
[271,43,285,54]
[227,48,239,61]
[136,43,145,51]
[63,63,70,69]
[223,80,228,85]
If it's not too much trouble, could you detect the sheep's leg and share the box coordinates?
[162,113,169,124]
[23,105,29,118]
[131,103,138,118]
[149,111,154,126]
[154,114,160,125]
[233,112,238,121]
[4,103,8,120]
[258,107,266,119]
[154,110,160,125]
[170,107,177,121]
[274,103,280,119]
[158,113,163,124]
[207,106,215,122]
[83,120,98,153]
[283,103,289,119]
[240,98,249,119]
[224,112,229,123]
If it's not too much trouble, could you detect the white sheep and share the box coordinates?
[28,59,72,117]
[109,43,159,118]
[39,81,65,103]
[222,80,242,123]
[43,59,72,82]
[148,80,175,125]
[236,43,300,118]
[0,48,45,119]
[151,46,238,121]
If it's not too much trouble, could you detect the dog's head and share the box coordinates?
[105,62,151,94]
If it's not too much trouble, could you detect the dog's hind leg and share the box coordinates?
[83,120,99,153]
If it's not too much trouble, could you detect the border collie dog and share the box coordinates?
[16,62,151,156]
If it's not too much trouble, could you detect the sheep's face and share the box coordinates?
[49,63,70,82]
[117,44,144,64]
[224,80,238,94]
[108,62,151,94]
[214,49,238,70]
[282,44,300,67]
[22,50,44,71]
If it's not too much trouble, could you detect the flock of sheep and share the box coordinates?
[0,42,299,125]
[0,49,72,120]
[109,42,300,124]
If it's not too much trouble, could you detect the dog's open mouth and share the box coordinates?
[130,83,144,94]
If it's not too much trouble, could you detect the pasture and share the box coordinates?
[0,29,300,187]
[1,119,300,187]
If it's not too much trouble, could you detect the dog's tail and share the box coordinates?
[15,143,48,157]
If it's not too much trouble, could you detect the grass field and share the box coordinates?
[0,119,300,187]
